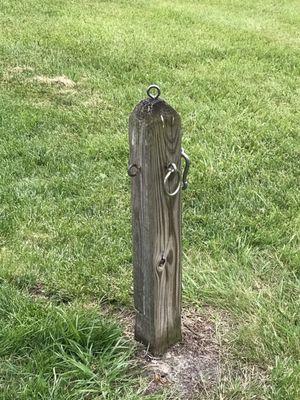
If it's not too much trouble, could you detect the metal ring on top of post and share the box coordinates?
[147,84,161,100]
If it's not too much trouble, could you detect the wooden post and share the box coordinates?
[128,85,186,355]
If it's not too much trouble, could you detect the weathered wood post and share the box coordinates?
[128,85,190,355]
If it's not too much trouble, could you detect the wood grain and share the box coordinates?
[129,98,182,355]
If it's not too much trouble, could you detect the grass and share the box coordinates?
[0,284,141,399]
[0,0,299,398]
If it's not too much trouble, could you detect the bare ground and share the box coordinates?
[102,305,229,399]
[2,66,76,89]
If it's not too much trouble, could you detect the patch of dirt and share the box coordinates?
[28,282,48,299]
[33,75,76,88]
[2,67,76,91]
[142,309,221,398]
[2,66,34,81]
[27,282,72,304]
[7,66,34,74]
[102,305,225,399]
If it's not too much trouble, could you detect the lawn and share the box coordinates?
[0,0,299,399]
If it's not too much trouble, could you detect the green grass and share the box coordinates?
[0,284,143,399]
[0,0,299,398]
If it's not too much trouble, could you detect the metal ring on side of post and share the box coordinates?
[163,163,181,197]
[128,163,139,177]
[147,84,161,100]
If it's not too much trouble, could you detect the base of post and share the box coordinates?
[135,313,182,356]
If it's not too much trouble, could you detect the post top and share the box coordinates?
[131,85,180,124]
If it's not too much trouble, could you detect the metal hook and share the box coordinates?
[147,84,161,100]
[181,148,190,190]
